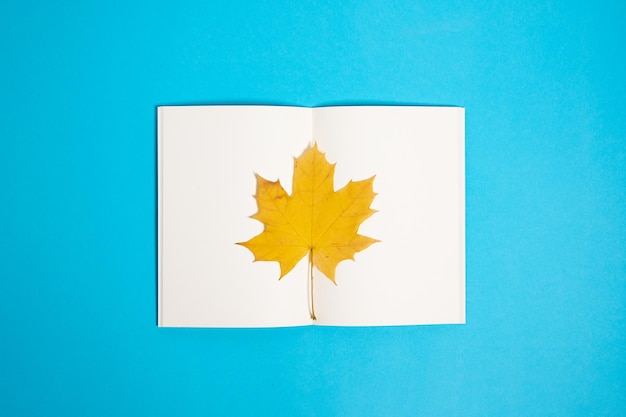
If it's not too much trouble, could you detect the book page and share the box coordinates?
[158,106,314,327]
[312,106,465,326]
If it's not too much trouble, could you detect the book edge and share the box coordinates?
[157,107,164,327]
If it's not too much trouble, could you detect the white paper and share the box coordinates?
[158,105,465,327]
[159,106,313,327]
[312,106,465,326]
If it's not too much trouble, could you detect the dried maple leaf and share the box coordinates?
[238,144,378,318]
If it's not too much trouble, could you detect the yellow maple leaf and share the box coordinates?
[238,143,379,298]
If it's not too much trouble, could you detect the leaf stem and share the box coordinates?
[309,249,316,321]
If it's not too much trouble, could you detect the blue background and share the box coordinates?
[1,1,624,416]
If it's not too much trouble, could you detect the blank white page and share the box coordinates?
[312,106,465,326]
[158,106,313,327]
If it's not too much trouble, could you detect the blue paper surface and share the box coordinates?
[0,1,624,416]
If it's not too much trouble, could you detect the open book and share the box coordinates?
[158,105,465,327]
